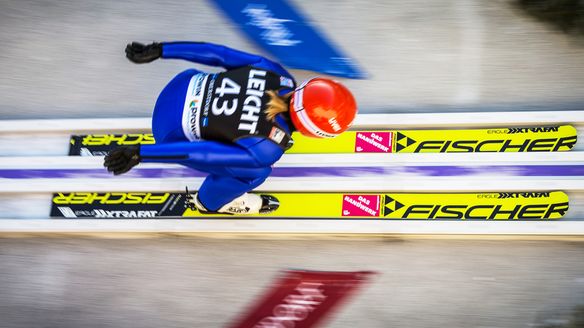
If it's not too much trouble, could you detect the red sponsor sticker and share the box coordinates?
[341,194,381,217]
[354,132,392,153]
[228,270,375,328]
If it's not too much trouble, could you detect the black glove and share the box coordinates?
[125,42,162,64]
[104,146,141,175]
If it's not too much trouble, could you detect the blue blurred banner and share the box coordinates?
[209,0,366,79]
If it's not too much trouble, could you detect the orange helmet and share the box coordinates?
[289,78,357,138]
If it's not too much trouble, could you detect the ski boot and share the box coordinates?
[185,188,279,215]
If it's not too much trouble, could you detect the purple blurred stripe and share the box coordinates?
[0,165,583,179]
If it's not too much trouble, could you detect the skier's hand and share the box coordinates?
[125,42,162,64]
[104,146,141,175]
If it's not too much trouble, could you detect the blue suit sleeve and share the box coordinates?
[139,137,283,168]
[161,42,294,79]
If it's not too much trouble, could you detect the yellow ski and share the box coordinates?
[51,191,569,220]
[69,125,577,155]
[290,125,577,153]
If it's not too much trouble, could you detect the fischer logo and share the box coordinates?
[355,132,392,153]
[254,282,326,328]
[411,136,576,152]
[243,4,301,47]
[94,209,158,218]
[81,134,155,146]
[399,202,568,219]
[53,192,170,205]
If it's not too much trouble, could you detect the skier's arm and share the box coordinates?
[139,138,282,168]
[161,42,294,79]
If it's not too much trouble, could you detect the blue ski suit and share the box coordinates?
[138,42,296,211]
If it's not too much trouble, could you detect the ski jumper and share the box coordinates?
[138,42,297,211]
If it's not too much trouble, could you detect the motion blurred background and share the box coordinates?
[1,0,583,327]
[1,0,584,119]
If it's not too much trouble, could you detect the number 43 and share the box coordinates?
[212,78,241,116]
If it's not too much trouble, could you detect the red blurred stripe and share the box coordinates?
[228,270,376,328]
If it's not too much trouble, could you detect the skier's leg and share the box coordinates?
[198,166,271,210]
[188,166,278,214]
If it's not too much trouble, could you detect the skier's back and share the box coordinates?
[105,41,358,215]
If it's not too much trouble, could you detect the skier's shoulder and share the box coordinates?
[222,65,296,91]
[243,60,296,85]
